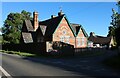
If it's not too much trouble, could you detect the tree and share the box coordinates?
[108,8,118,36]
[115,1,120,46]
[2,10,32,44]
[108,1,120,46]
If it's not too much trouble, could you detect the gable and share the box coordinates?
[70,23,80,36]
[22,22,28,32]
[77,28,84,37]
[53,16,75,37]
[39,25,47,36]
[53,17,74,38]
[77,27,88,38]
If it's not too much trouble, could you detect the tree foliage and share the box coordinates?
[2,10,32,44]
[108,1,120,46]
[108,9,118,36]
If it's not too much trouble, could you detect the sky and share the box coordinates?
[1,2,118,36]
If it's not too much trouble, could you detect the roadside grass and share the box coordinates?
[0,50,36,57]
[103,54,120,70]
[0,50,106,58]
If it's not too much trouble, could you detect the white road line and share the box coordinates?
[0,66,11,76]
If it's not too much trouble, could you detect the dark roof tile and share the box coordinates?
[88,36,112,44]
[22,32,33,43]
[25,20,34,31]
[70,23,80,35]
[70,23,88,37]
[39,15,64,36]
[39,25,47,36]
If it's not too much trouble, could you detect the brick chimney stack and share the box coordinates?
[33,11,39,31]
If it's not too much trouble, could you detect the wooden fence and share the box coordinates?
[2,43,46,54]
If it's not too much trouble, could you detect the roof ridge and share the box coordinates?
[40,14,65,23]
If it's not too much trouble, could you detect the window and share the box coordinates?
[77,37,84,47]
[81,37,84,46]
[60,36,70,44]
[60,36,64,42]
[77,38,81,46]
[66,36,70,44]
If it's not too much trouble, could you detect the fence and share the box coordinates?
[74,47,110,56]
[2,42,112,56]
[2,41,74,56]
[2,42,46,54]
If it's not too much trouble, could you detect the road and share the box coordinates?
[1,51,120,78]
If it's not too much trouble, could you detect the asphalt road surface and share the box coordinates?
[1,52,120,78]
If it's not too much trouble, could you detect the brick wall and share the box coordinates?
[53,17,75,47]
[76,28,87,48]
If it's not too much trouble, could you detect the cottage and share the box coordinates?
[88,32,114,48]
[21,11,88,48]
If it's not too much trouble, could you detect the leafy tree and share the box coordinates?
[2,10,32,44]
[108,1,120,46]
[108,9,118,36]
[115,1,120,46]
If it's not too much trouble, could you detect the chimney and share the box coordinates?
[90,32,95,36]
[58,10,64,16]
[51,15,56,18]
[33,11,39,31]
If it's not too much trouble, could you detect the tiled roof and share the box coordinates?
[22,32,33,43]
[70,23,88,37]
[39,25,47,36]
[88,35,112,44]
[25,20,34,31]
[39,14,65,36]
[70,23,80,35]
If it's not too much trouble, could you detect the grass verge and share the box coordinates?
[0,50,36,57]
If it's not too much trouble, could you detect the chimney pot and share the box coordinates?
[90,32,95,36]
[58,10,64,16]
[51,15,56,18]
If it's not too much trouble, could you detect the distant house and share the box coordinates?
[88,32,114,48]
[21,11,88,48]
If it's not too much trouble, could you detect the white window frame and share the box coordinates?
[81,37,84,46]
[60,36,64,42]
[77,37,81,47]
[65,36,70,44]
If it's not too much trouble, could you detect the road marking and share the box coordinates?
[0,66,11,76]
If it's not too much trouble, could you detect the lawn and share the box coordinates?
[0,50,36,57]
